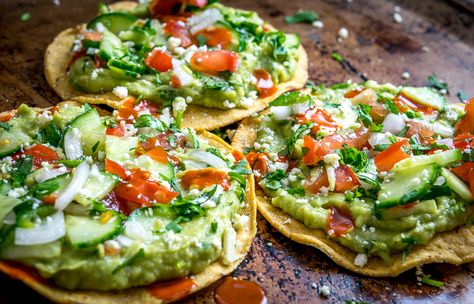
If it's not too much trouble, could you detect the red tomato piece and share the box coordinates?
[334,165,360,192]
[296,108,337,133]
[145,49,173,72]
[185,0,207,7]
[194,27,232,49]
[102,191,133,216]
[106,125,125,137]
[451,162,474,184]
[115,169,178,205]
[105,159,128,180]
[455,98,474,135]
[146,146,169,163]
[164,20,192,47]
[343,88,364,99]
[393,93,436,115]
[0,113,14,122]
[303,170,329,194]
[453,134,474,150]
[150,0,181,18]
[171,74,181,88]
[190,50,238,75]
[232,150,244,163]
[181,168,231,191]
[253,69,276,98]
[14,144,59,168]
[326,207,354,237]
[302,135,322,165]
[374,139,411,172]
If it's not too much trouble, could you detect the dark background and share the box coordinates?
[0,0,474,303]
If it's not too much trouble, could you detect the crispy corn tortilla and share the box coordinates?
[44,1,309,131]
[0,102,257,303]
[232,115,474,277]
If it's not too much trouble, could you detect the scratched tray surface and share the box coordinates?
[0,0,474,303]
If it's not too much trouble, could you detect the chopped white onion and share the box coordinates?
[190,150,227,168]
[172,62,194,86]
[368,132,392,147]
[64,128,83,160]
[432,122,453,137]
[270,106,292,120]
[187,8,222,34]
[15,212,65,245]
[381,113,406,134]
[35,167,68,183]
[326,165,336,192]
[55,162,90,210]
[437,138,453,148]
[160,108,172,126]
[292,101,310,114]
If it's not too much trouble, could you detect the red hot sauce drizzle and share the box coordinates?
[214,277,268,304]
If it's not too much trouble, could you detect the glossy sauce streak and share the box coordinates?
[148,277,196,302]
[326,206,354,237]
[0,262,47,284]
[214,277,267,304]
[181,168,231,190]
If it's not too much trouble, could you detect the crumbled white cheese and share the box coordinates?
[338,27,349,39]
[434,176,446,186]
[222,227,237,265]
[112,86,128,99]
[393,12,403,23]
[223,100,236,109]
[319,285,331,297]
[187,8,222,34]
[401,71,410,79]
[323,153,340,167]
[167,37,182,51]
[95,22,105,33]
[312,20,324,28]
[354,253,368,267]
[172,97,187,117]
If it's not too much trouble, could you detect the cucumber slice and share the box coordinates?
[377,164,439,209]
[52,103,86,131]
[105,135,138,164]
[74,165,118,206]
[134,155,174,180]
[124,206,175,240]
[65,108,106,157]
[284,33,301,48]
[400,87,446,111]
[392,149,462,172]
[441,168,473,202]
[379,199,438,220]
[108,58,145,79]
[99,29,127,61]
[65,213,122,248]
[87,12,137,35]
[0,105,38,157]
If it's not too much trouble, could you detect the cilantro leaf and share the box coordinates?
[270,91,311,107]
[202,76,232,91]
[11,156,33,187]
[0,122,10,130]
[355,104,382,131]
[196,34,207,46]
[285,10,318,24]
[337,147,368,172]
[427,73,449,93]
[422,275,444,288]
[231,160,251,175]
[331,52,344,62]
[229,172,246,188]
[165,221,182,233]
[29,179,60,199]
[263,169,287,191]
[134,114,166,131]
[210,221,218,233]
[39,123,61,147]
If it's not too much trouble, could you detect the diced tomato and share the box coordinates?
[453,134,474,150]
[146,146,169,163]
[105,159,128,180]
[455,98,474,135]
[115,169,178,205]
[245,152,259,168]
[82,31,102,42]
[181,168,231,191]
[326,207,354,237]
[194,27,232,49]
[149,0,181,18]
[0,113,13,122]
[185,0,207,7]
[13,144,59,168]
[232,150,244,163]
[190,50,238,75]
[139,132,186,152]
[135,100,161,115]
[393,93,436,115]
[302,135,322,165]
[42,194,57,205]
[245,152,270,178]
[106,125,125,137]
[171,74,181,88]
[253,69,276,98]
[102,191,134,215]
[145,49,173,72]
[303,170,329,194]
[451,162,474,184]
[343,88,364,99]
[67,49,86,68]
[164,20,192,47]
[296,108,337,133]
[334,165,360,192]
[405,120,435,141]
[374,139,411,172]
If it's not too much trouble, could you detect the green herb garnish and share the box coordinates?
[421,275,444,288]
[284,10,318,24]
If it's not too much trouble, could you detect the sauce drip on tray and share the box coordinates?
[148,277,196,302]
[214,277,267,304]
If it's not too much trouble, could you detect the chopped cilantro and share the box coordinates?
[39,123,61,147]
[404,110,422,119]
[330,82,351,90]
[263,169,287,191]
[20,12,31,22]
[378,94,399,114]
[288,187,305,196]
[269,91,311,107]
[58,159,83,167]
[427,73,449,93]
[337,147,368,172]
[91,141,100,154]
[422,275,444,288]
[395,125,409,137]
[331,52,344,62]
[285,10,318,24]
[11,156,33,187]
[134,114,166,131]
[355,104,382,131]
[112,249,145,274]
[231,159,251,175]
[457,90,468,103]
[29,179,60,199]
[165,221,182,233]
[202,76,232,91]
[196,34,208,46]
[229,172,246,188]
[210,221,218,233]
[0,122,10,130]
[206,147,227,161]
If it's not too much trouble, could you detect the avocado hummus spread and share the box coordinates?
[243,80,473,262]
[67,1,300,110]
[0,101,252,291]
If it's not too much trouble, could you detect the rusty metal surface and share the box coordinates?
[0,0,474,303]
